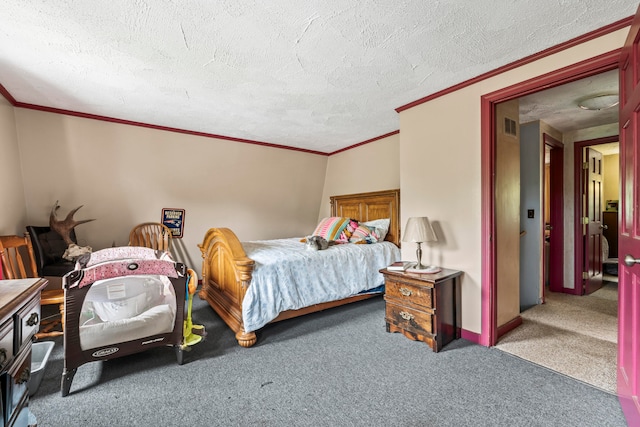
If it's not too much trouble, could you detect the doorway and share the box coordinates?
[544,134,563,297]
[573,137,620,296]
[484,55,620,392]
[481,50,620,347]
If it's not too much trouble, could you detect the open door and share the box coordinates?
[546,134,564,294]
[583,147,605,295]
[618,6,640,423]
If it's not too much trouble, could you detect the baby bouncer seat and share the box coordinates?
[61,246,197,396]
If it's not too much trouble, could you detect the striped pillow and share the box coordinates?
[349,224,380,243]
[312,217,352,241]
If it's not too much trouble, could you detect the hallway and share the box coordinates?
[495,281,618,393]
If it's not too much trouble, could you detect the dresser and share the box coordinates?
[381,268,462,352]
[0,278,47,427]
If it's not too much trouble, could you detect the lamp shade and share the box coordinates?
[402,217,437,243]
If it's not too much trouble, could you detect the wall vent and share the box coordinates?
[504,117,517,136]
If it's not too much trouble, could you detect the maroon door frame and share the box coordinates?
[544,133,564,296]
[481,50,620,346]
[572,136,619,296]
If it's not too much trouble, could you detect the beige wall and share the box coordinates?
[320,133,400,219]
[0,24,628,339]
[13,108,328,276]
[398,28,628,335]
[0,96,27,235]
[604,153,620,204]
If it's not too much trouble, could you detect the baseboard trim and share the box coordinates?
[461,329,482,345]
[497,316,523,340]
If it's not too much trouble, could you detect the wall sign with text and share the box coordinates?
[162,208,185,238]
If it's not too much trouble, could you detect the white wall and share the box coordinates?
[398,28,628,335]
[0,96,27,235]
[14,108,328,276]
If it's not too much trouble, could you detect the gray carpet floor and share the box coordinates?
[495,281,618,393]
[29,294,627,427]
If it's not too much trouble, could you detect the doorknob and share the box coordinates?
[599,224,608,230]
[624,254,640,266]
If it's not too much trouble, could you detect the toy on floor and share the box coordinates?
[182,268,206,349]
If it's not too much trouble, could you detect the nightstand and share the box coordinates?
[381,268,462,352]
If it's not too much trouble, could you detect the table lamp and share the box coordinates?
[402,217,438,272]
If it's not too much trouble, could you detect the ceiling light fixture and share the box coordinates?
[577,94,619,111]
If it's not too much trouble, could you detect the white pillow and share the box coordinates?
[362,218,390,242]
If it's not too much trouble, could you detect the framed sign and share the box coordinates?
[162,208,185,238]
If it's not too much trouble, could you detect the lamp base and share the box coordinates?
[407,265,441,274]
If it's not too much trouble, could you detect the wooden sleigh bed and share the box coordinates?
[198,189,400,347]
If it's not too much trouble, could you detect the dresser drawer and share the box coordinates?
[385,279,433,308]
[2,344,31,427]
[385,302,434,336]
[15,296,40,350]
[0,319,14,371]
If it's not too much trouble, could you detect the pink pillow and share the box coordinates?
[312,217,355,242]
[349,224,380,243]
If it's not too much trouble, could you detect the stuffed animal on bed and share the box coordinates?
[305,235,329,251]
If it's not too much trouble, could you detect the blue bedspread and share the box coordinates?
[241,238,401,332]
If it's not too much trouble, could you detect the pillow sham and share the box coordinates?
[312,217,353,242]
[362,218,391,242]
[348,224,379,244]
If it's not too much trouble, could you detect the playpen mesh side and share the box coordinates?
[77,275,177,350]
[63,257,186,385]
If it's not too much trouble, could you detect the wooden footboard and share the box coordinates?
[199,227,382,347]
[199,189,400,347]
[198,228,257,347]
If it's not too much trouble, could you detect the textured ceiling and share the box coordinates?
[0,1,637,154]
[519,69,620,134]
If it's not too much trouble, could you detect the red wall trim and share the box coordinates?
[10,99,399,157]
[0,16,629,157]
[480,95,496,347]
[396,16,633,113]
[484,50,621,103]
[14,102,330,156]
[460,328,482,345]
[0,83,17,105]
[497,316,523,339]
[328,130,399,155]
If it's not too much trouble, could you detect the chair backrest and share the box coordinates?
[0,234,38,279]
[26,225,77,276]
[128,222,172,252]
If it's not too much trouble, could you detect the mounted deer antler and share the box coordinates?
[49,201,95,245]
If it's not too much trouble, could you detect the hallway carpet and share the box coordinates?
[495,282,618,393]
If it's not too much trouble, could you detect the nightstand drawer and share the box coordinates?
[385,279,433,308]
[385,302,433,336]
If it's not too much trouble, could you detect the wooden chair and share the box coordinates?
[0,234,64,338]
[128,222,172,252]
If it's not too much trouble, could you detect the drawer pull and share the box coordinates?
[399,311,414,321]
[26,312,39,327]
[399,287,412,297]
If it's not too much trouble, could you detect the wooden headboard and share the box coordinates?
[330,189,400,246]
